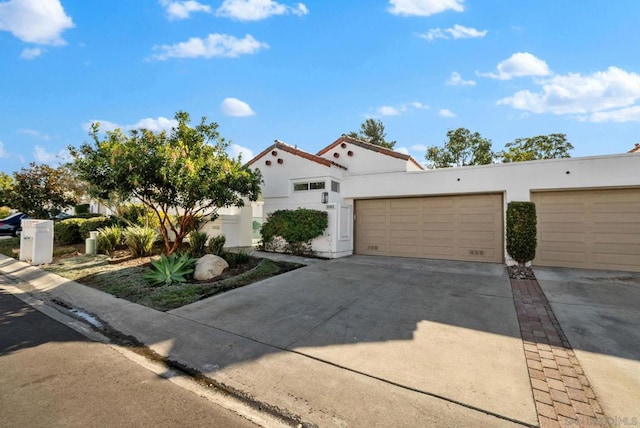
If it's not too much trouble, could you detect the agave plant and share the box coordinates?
[144,253,197,286]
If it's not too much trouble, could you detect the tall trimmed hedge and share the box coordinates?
[506,201,537,265]
[260,208,328,255]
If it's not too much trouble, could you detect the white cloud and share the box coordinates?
[217,0,308,21]
[410,144,428,151]
[586,106,640,123]
[388,0,464,16]
[221,98,256,117]
[498,66,640,122]
[131,117,179,132]
[419,24,486,41]
[150,33,268,60]
[374,101,429,117]
[0,141,8,158]
[160,0,212,20]
[20,47,42,59]
[82,117,178,133]
[0,0,74,45]
[229,143,255,161]
[33,146,70,165]
[446,24,487,39]
[395,147,410,155]
[411,101,429,110]
[479,52,551,80]
[447,71,476,86]
[18,129,51,140]
[439,108,456,118]
[377,106,402,116]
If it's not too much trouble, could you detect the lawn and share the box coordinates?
[2,239,301,312]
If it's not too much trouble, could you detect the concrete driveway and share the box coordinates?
[170,255,538,425]
[535,267,640,422]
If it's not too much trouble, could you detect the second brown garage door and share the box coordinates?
[355,193,503,263]
[532,188,640,272]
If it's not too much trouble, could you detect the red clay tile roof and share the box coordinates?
[317,135,424,170]
[247,141,348,170]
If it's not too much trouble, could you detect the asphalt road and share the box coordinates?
[0,288,260,428]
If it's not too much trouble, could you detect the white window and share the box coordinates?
[331,181,340,193]
[294,181,326,191]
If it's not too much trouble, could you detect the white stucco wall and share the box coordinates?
[257,146,640,261]
[344,153,640,263]
[318,142,414,175]
[343,153,640,202]
[253,149,344,198]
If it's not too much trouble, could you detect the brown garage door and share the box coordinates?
[355,194,503,263]
[532,188,640,272]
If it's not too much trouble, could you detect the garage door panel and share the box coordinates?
[419,245,455,257]
[356,194,503,263]
[539,232,586,243]
[389,199,420,209]
[533,188,640,272]
[360,199,388,209]
[390,215,419,224]
[593,231,640,244]
[389,244,420,254]
[389,230,419,240]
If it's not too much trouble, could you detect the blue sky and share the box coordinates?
[1,0,639,174]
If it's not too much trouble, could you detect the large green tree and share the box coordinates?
[425,127,494,168]
[7,163,78,218]
[0,172,14,207]
[69,111,262,255]
[347,118,396,149]
[500,133,574,162]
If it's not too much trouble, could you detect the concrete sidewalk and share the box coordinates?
[0,255,536,427]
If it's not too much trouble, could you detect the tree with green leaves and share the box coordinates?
[500,133,574,163]
[7,163,78,218]
[347,118,396,149]
[425,127,494,168]
[69,111,262,255]
[0,172,14,207]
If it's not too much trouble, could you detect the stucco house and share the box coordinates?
[248,135,640,272]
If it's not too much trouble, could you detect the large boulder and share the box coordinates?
[194,254,229,281]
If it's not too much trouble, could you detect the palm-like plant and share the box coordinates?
[143,253,196,286]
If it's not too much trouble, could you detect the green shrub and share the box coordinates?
[124,226,158,257]
[233,249,252,265]
[79,216,114,239]
[188,230,208,258]
[506,201,537,265]
[143,253,196,286]
[54,218,83,245]
[74,203,90,215]
[97,225,124,256]
[260,209,328,256]
[207,235,226,255]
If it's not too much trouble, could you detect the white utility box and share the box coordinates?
[19,219,54,265]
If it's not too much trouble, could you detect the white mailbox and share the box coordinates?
[19,219,54,265]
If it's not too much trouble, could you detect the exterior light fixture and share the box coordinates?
[321,192,329,204]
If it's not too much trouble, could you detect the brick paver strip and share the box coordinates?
[510,278,607,427]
